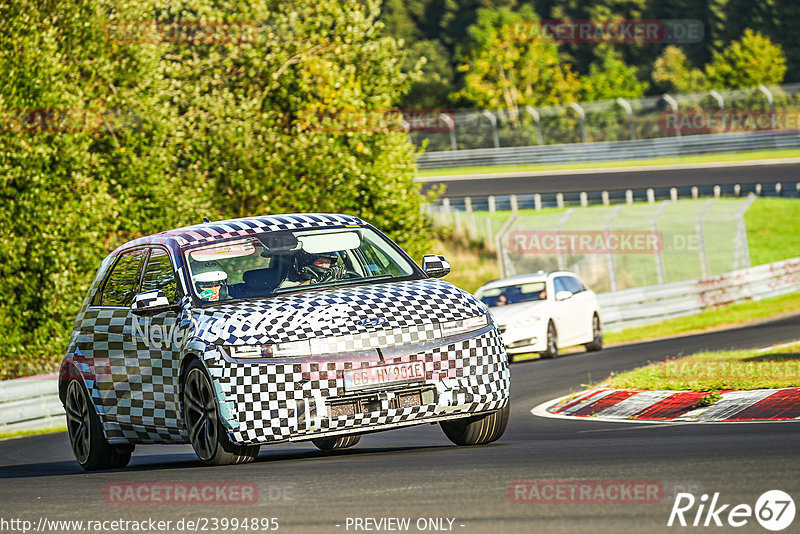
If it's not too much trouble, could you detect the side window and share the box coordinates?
[564,276,584,294]
[553,277,568,294]
[100,250,147,307]
[141,248,180,304]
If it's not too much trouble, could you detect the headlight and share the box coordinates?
[440,314,489,337]
[513,316,541,329]
[227,339,311,359]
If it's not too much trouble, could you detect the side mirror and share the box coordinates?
[131,290,175,316]
[555,290,573,301]
[422,254,451,278]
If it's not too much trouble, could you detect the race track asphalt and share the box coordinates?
[418,160,800,197]
[1,313,799,534]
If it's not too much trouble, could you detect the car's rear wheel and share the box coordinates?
[311,434,361,451]
[585,314,603,352]
[183,360,260,466]
[66,380,131,470]
[539,321,558,359]
[440,403,510,446]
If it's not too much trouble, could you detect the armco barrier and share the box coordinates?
[417,131,800,170]
[0,373,64,434]
[1,257,798,433]
[598,256,800,330]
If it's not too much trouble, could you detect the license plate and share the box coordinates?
[344,361,426,391]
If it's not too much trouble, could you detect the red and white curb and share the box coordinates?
[532,386,800,424]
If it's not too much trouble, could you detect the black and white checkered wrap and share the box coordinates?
[164,213,365,246]
[131,290,170,312]
[207,327,509,445]
[194,278,485,347]
[60,213,509,447]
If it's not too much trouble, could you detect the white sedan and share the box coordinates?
[475,271,602,361]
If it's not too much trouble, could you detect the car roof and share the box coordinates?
[476,271,579,292]
[112,213,365,254]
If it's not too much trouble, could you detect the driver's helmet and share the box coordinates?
[295,251,339,281]
[191,261,228,301]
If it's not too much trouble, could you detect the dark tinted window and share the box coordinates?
[140,248,179,304]
[100,250,146,306]
[562,276,584,294]
[554,277,568,294]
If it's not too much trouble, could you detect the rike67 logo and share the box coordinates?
[668,490,795,531]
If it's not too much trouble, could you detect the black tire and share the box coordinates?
[585,314,603,352]
[539,321,558,359]
[440,403,510,446]
[311,434,361,451]
[66,379,131,470]
[182,360,260,466]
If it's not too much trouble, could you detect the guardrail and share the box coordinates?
[1,257,798,432]
[598,257,800,331]
[417,131,800,170]
[0,373,64,434]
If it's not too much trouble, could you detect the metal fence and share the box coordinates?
[1,255,798,432]
[0,373,64,434]
[490,197,755,293]
[413,83,800,158]
[417,130,800,170]
[599,256,800,330]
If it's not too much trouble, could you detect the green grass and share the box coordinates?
[416,148,800,177]
[0,426,66,441]
[605,292,800,344]
[603,342,800,391]
[744,198,800,266]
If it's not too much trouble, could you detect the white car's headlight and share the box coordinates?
[513,316,541,329]
[227,339,311,359]
[440,314,489,337]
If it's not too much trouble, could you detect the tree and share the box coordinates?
[651,46,707,94]
[705,29,786,88]
[580,45,649,101]
[454,5,580,110]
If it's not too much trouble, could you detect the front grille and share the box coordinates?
[326,386,434,417]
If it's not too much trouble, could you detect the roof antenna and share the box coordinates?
[202,217,211,223]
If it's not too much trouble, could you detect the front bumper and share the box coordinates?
[500,323,548,354]
[205,327,510,445]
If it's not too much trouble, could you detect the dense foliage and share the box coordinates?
[382,0,794,109]
[0,0,434,378]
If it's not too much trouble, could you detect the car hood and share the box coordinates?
[488,301,547,327]
[191,278,488,346]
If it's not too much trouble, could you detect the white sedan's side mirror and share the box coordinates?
[555,290,573,301]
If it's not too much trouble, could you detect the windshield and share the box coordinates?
[476,281,547,307]
[183,226,420,303]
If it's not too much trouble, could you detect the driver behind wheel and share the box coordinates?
[281,251,347,288]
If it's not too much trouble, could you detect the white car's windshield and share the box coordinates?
[477,281,547,307]
[183,226,419,303]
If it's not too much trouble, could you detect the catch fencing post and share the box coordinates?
[616,98,636,140]
[440,113,457,151]
[569,102,588,143]
[662,94,680,137]
[481,110,500,149]
[696,199,715,278]
[525,106,544,145]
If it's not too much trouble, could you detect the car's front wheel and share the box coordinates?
[311,434,361,451]
[183,360,260,466]
[66,380,132,471]
[539,321,558,359]
[440,403,510,446]
[585,314,603,352]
